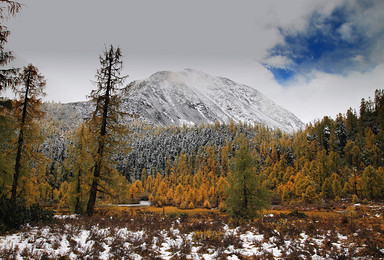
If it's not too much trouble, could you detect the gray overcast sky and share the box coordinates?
[4,0,384,123]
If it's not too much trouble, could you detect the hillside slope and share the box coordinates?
[120,69,304,132]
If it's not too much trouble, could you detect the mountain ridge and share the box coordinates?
[119,69,304,132]
[59,69,304,133]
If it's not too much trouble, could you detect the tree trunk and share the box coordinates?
[11,70,31,200]
[86,58,112,216]
[74,168,82,214]
[242,176,248,216]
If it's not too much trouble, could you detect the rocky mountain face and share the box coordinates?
[67,69,304,133]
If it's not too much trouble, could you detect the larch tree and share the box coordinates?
[0,1,21,163]
[155,181,168,206]
[0,0,21,93]
[65,123,94,214]
[174,183,184,206]
[11,63,46,200]
[362,166,384,200]
[86,45,128,216]
[226,139,269,220]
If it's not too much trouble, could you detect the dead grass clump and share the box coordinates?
[213,247,228,260]
[351,228,384,258]
[108,235,126,257]
[253,249,275,259]
[302,220,317,237]
[178,214,224,234]
[19,247,34,259]
[281,245,311,259]
[73,244,95,259]
[283,210,308,219]
[193,230,224,248]
[51,238,61,250]
[168,235,192,258]
[167,211,181,221]
[253,220,278,240]
[127,232,145,248]
[275,219,301,239]
[300,238,319,257]
[222,231,243,250]
[140,213,173,233]
[34,238,45,249]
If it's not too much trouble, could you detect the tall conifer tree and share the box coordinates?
[65,123,93,214]
[86,45,128,216]
[11,64,46,200]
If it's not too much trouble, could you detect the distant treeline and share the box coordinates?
[11,89,381,212]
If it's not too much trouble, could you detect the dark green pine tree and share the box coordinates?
[86,45,128,216]
[335,114,347,153]
[374,89,384,130]
[345,108,358,140]
[359,97,375,133]
[226,139,269,221]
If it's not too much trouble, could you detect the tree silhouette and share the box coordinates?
[86,45,128,216]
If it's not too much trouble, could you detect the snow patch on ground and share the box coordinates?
[0,223,346,259]
[2,210,381,259]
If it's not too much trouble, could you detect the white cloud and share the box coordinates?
[269,64,384,124]
[264,0,344,34]
[338,22,354,41]
[263,55,294,70]
[352,55,364,64]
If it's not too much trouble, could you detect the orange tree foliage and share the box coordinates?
[10,89,384,210]
[128,90,384,207]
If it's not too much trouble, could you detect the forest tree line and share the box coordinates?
[2,86,384,214]
[50,89,384,212]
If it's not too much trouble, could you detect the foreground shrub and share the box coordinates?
[0,197,53,233]
[226,141,270,221]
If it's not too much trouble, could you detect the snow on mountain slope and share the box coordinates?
[118,69,304,132]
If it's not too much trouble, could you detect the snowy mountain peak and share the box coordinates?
[120,69,305,132]
[145,69,218,93]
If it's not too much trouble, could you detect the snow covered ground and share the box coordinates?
[0,223,327,259]
[1,209,383,259]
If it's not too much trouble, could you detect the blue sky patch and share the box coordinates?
[268,68,295,85]
[265,0,384,85]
